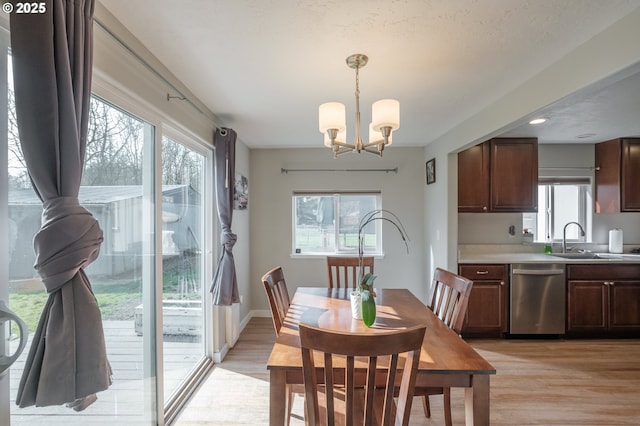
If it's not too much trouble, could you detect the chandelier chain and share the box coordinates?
[354,64,362,148]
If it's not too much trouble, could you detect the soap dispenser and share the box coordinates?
[544,235,553,254]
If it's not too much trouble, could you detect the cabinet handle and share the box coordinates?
[476,271,489,275]
[500,281,505,286]
[482,206,487,211]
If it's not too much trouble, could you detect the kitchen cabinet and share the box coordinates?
[567,264,640,336]
[458,142,490,212]
[595,137,640,212]
[458,138,538,212]
[459,264,509,337]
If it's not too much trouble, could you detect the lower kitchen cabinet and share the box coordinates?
[459,264,509,337]
[567,264,640,336]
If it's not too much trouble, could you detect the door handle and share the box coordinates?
[512,269,564,275]
[0,301,28,376]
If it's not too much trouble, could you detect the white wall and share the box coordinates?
[425,8,640,277]
[93,3,218,143]
[249,148,426,310]
[233,142,251,320]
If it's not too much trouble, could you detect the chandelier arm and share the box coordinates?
[332,140,357,149]
[335,147,357,157]
[361,140,385,148]
[362,147,383,156]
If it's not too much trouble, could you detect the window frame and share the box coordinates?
[524,177,592,243]
[291,191,383,257]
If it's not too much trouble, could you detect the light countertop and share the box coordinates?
[458,253,640,264]
[457,244,640,264]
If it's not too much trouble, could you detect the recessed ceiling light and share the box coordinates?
[576,133,596,139]
[529,117,547,125]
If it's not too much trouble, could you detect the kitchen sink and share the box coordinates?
[551,252,622,259]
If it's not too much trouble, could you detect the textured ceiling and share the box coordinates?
[100,0,640,148]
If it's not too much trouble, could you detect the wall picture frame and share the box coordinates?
[234,173,248,210]
[426,158,436,185]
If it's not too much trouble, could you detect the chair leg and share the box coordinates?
[285,385,294,426]
[422,395,431,417]
[443,388,452,426]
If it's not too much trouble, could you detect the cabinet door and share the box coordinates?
[567,281,608,332]
[458,142,490,212]
[609,281,640,330]
[463,281,508,336]
[489,138,538,212]
[621,138,640,211]
[595,139,621,213]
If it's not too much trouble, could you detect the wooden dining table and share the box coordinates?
[267,287,496,425]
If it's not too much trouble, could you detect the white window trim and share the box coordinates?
[291,191,383,257]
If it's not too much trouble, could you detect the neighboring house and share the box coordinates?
[8,185,201,279]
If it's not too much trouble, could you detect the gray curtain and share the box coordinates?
[210,128,240,305]
[11,0,111,410]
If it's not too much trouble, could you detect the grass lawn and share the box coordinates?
[10,269,200,333]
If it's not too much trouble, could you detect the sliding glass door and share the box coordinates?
[160,135,211,420]
[3,64,213,425]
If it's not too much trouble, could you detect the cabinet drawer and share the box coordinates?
[459,264,507,281]
[567,264,640,280]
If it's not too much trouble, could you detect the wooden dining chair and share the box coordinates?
[261,266,298,425]
[326,256,374,289]
[262,266,292,336]
[416,267,474,426]
[299,323,426,426]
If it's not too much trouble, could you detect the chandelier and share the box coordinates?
[319,54,400,157]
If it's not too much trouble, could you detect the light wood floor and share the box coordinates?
[175,317,640,425]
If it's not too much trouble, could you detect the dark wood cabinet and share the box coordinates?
[567,264,640,336]
[595,137,640,212]
[459,264,509,337]
[458,142,490,212]
[458,138,538,212]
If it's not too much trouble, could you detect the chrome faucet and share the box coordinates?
[562,221,585,253]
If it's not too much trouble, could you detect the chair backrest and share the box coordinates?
[261,266,291,336]
[326,256,374,289]
[299,323,426,426]
[427,267,474,335]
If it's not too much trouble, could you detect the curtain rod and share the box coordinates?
[94,17,215,124]
[281,167,398,174]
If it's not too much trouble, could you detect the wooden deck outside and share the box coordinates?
[9,320,201,425]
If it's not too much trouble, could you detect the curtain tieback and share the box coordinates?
[34,196,104,293]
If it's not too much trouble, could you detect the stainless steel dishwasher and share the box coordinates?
[510,263,566,335]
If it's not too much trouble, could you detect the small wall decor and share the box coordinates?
[426,158,436,185]
[234,173,248,209]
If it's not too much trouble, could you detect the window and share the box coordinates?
[293,192,381,255]
[522,178,592,243]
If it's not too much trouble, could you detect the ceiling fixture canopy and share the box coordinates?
[319,54,399,157]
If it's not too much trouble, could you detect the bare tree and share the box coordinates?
[7,89,30,189]
[9,95,203,191]
[162,137,202,192]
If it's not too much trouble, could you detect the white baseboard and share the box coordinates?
[213,309,273,363]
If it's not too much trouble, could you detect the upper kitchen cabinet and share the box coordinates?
[595,138,640,213]
[458,138,538,212]
[458,141,490,212]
